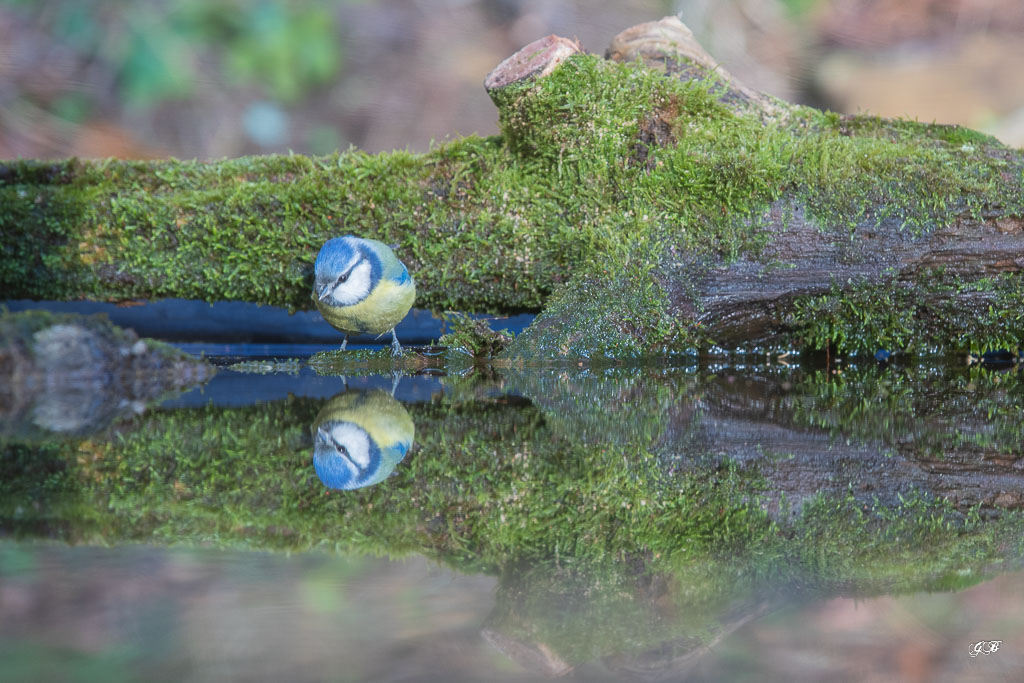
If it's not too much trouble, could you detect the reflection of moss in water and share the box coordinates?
[0,442,99,540]
[510,362,1024,466]
[501,366,705,453]
[791,491,1006,594]
[485,556,769,668]
[2,383,1024,663]
[789,364,1024,458]
[482,493,1013,666]
[1,387,1019,565]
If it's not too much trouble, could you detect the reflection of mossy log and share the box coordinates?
[2,17,1022,359]
[483,561,778,679]
[2,374,1023,667]
[506,364,1024,513]
[2,372,1021,571]
[0,310,214,440]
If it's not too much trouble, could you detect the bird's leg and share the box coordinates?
[339,334,347,352]
[389,370,403,397]
[390,328,403,357]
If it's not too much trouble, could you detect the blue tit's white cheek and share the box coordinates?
[326,422,372,468]
[326,259,374,306]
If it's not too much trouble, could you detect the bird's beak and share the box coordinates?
[315,283,330,302]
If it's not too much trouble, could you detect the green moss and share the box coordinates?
[437,312,514,358]
[0,161,90,300]
[0,149,559,313]
[788,269,1024,354]
[307,346,447,375]
[827,112,1001,147]
[791,110,1021,235]
[508,255,709,360]
[789,364,1024,459]
[496,58,1023,357]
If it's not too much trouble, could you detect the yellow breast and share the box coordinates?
[314,390,415,453]
[316,277,416,335]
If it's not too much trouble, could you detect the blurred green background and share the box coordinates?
[2,0,1022,160]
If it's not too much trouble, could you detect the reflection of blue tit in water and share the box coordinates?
[313,236,416,355]
[312,390,415,490]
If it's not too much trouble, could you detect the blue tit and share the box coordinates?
[312,389,415,490]
[313,235,416,355]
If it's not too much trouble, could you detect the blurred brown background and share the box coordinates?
[2,545,1022,682]
[2,0,1023,162]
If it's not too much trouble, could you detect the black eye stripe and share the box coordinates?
[317,426,343,450]
[329,435,348,456]
[336,257,365,285]
[322,432,354,463]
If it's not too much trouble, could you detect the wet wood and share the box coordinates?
[484,35,583,94]
[606,16,782,117]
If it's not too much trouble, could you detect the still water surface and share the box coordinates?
[2,349,1022,682]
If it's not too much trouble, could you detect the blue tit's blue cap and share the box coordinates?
[314,236,358,273]
[313,236,384,300]
[313,420,386,490]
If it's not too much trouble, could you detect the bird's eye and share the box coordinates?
[328,435,348,456]
[337,273,348,284]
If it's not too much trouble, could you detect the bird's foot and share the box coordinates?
[390,329,404,357]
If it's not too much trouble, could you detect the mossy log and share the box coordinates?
[2,17,1023,358]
